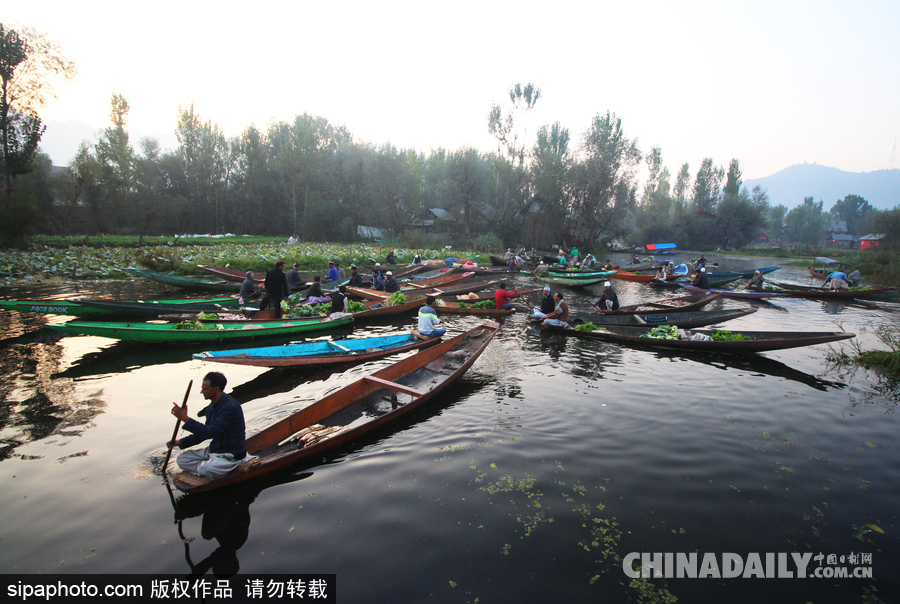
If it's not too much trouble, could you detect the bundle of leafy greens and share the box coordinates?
[644,325,679,339]
[711,330,751,341]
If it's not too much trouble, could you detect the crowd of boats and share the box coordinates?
[2,254,890,492]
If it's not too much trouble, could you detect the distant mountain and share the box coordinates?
[743,164,900,211]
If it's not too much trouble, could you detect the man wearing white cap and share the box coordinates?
[592,281,619,311]
[383,271,400,293]
[690,267,710,289]
[533,285,555,319]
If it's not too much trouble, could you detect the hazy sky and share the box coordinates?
[7,0,900,179]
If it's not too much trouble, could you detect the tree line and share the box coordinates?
[2,23,898,250]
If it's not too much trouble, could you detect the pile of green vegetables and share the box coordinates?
[575,322,600,332]
[711,330,751,341]
[457,300,496,310]
[644,325,679,339]
[388,292,408,306]
[173,320,222,330]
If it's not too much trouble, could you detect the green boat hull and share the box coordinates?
[0,297,240,317]
[45,315,354,344]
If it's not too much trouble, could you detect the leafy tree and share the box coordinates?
[569,111,641,246]
[487,83,541,244]
[723,158,742,198]
[175,105,231,233]
[93,93,136,230]
[766,203,788,242]
[829,194,874,235]
[716,184,768,249]
[691,158,723,213]
[529,122,571,245]
[0,23,75,196]
[784,197,828,245]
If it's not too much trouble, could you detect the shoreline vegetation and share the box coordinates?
[0,236,898,287]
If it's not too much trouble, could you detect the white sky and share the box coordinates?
[7,0,900,179]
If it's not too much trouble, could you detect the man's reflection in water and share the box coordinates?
[174,487,255,578]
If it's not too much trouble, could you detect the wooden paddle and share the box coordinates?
[163,380,193,473]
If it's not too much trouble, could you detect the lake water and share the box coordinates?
[0,254,898,603]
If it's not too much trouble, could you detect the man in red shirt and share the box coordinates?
[494,282,518,309]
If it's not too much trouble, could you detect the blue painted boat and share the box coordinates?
[193,332,441,367]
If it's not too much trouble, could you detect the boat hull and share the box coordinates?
[173,323,499,492]
[194,333,441,367]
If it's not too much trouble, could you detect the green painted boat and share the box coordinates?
[44,315,354,344]
[538,273,612,287]
[0,296,240,317]
[123,268,242,291]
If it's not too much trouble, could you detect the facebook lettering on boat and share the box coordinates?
[622,552,873,579]
[30,306,69,313]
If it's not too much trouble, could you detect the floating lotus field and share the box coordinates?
[0,241,481,282]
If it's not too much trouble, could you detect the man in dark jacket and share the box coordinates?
[168,371,246,479]
[383,271,400,293]
[691,267,710,289]
[593,281,620,311]
[259,261,290,318]
[347,265,363,287]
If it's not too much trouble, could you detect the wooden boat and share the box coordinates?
[612,261,664,272]
[544,325,855,353]
[0,296,240,317]
[709,266,780,279]
[74,298,247,318]
[172,323,500,493]
[44,315,354,344]
[670,274,745,288]
[435,300,515,316]
[353,297,427,321]
[441,287,542,303]
[538,273,614,287]
[681,285,788,299]
[197,265,266,282]
[197,265,309,291]
[609,270,679,283]
[347,271,475,301]
[767,281,894,299]
[596,292,721,315]
[571,307,757,328]
[359,264,429,279]
[349,276,497,301]
[123,268,243,292]
[193,332,441,367]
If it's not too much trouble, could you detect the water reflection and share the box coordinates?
[0,341,105,460]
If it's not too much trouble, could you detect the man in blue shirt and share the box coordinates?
[824,271,849,291]
[168,372,247,479]
[417,296,446,337]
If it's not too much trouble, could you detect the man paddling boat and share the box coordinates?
[167,372,247,480]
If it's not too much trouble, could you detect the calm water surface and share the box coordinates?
[1,255,898,603]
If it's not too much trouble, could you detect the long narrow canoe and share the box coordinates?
[595,293,721,315]
[571,307,757,328]
[441,288,542,303]
[348,275,496,301]
[609,270,679,283]
[74,298,247,317]
[0,296,241,317]
[681,285,788,299]
[123,268,242,292]
[708,266,780,278]
[546,270,617,280]
[45,315,354,344]
[544,325,855,353]
[173,323,500,492]
[767,282,895,299]
[193,332,441,367]
[538,274,611,287]
[346,272,475,301]
[358,264,429,279]
[670,274,745,288]
[197,265,266,282]
[435,300,515,316]
[353,297,428,321]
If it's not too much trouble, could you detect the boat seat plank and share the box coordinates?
[327,341,355,354]
[364,376,426,397]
